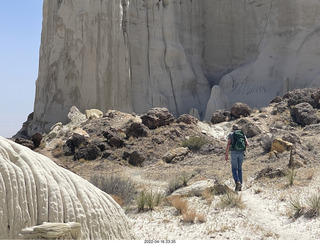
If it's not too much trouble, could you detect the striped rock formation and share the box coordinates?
[0,136,134,240]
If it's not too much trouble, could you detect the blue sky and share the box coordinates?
[0,0,43,138]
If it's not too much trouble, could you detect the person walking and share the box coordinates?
[225,124,249,191]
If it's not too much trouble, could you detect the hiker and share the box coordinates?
[225,124,249,191]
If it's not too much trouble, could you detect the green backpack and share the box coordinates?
[231,130,246,151]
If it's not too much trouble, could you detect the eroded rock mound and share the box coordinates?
[0,137,134,240]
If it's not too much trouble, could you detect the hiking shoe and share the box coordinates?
[235,182,239,191]
[235,181,242,191]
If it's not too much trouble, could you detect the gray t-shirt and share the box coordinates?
[227,132,235,145]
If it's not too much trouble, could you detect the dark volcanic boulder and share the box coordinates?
[128,151,145,167]
[231,103,252,118]
[177,114,198,125]
[211,109,231,124]
[63,134,88,155]
[141,107,174,129]
[14,138,34,150]
[103,130,124,148]
[74,144,101,161]
[237,118,262,138]
[270,96,283,104]
[31,133,43,148]
[291,102,319,126]
[125,122,149,138]
[284,88,320,108]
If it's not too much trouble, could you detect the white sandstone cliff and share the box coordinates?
[0,136,134,239]
[214,0,320,110]
[30,0,320,133]
[32,0,210,133]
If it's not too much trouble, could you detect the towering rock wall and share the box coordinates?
[205,0,320,119]
[128,0,210,116]
[32,0,211,133]
[31,0,320,133]
[33,0,133,133]
[0,136,134,239]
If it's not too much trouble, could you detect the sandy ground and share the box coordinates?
[127,171,320,240]
[123,119,320,240]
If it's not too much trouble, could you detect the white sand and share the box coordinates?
[128,174,320,240]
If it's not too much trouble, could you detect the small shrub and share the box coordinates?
[169,196,188,214]
[181,136,208,152]
[146,191,164,211]
[196,213,207,223]
[90,175,136,205]
[179,172,193,187]
[144,191,155,210]
[136,190,164,212]
[167,177,184,195]
[219,191,244,209]
[182,208,196,223]
[287,193,320,219]
[305,193,320,218]
[169,196,206,224]
[286,168,297,186]
[202,189,214,205]
[166,172,195,195]
[154,191,165,206]
[136,191,146,212]
[289,197,304,219]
